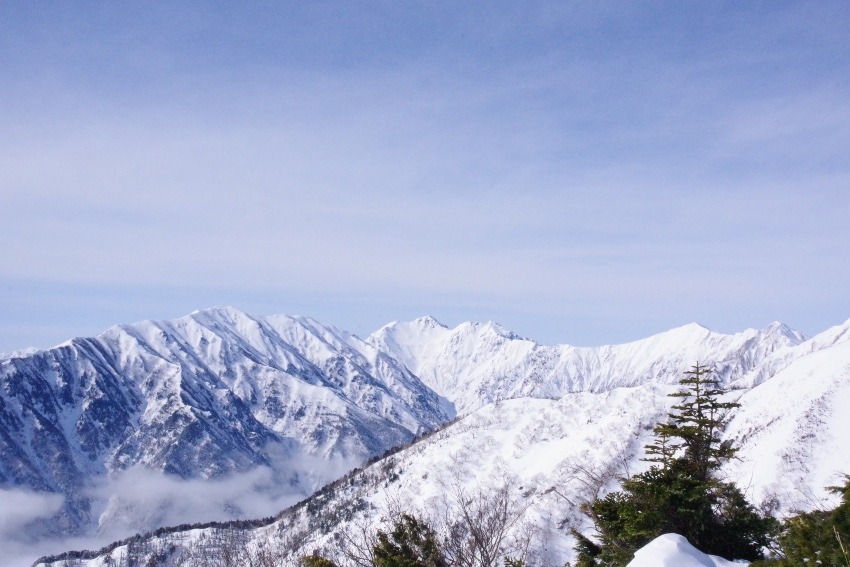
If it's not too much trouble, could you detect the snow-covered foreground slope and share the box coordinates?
[5,311,850,567]
[627,534,748,567]
[34,317,850,566]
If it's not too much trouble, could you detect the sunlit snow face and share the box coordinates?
[7,309,850,567]
[627,534,745,567]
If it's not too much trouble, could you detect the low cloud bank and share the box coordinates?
[3,449,361,566]
[90,449,360,539]
[0,488,65,567]
[0,487,64,535]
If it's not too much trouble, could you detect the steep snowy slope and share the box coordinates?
[369,317,807,413]
[11,312,850,567]
[35,318,850,566]
[33,385,672,566]
[725,333,850,514]
[0,307,448,536]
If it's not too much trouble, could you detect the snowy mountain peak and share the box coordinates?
[11,312,850,567]
[192,304,245,317]
[651,321,715,343]
[0,346,40,359]
[411,315,448,329]
[188,304,252,323]
[761,320,806,344]
[0,307,451,543]
[371,317,819,412]
[370,316,447,339]
[455,320,524,341]
[36,320,850,567]
[678,321,711,332]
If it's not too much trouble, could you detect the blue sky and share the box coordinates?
[1,1,849,351]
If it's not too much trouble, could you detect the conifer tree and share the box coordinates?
[653,364,739,481]
[578,363,776,566]
[770,475,850,566]
[300,554,341,567]
[373,514,448,567]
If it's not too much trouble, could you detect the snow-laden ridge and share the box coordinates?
[0,307,449,538]
[368,317,810,413]
[5,310,850,566]
[35,330,850,566]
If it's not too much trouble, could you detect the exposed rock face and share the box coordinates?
[0,307,449,534]
[6,308,850,566]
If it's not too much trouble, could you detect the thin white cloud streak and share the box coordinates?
[1,3,849,350]
[3,102,845,296]
[716,88,850,167]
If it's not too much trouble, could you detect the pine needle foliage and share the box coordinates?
[651,364,739,481]
[300,554,342,567]
[373,514,449,567]
[755,475,850,567]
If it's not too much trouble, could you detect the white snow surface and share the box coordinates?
[8,311,850,567]
[369,317,808,414]
[0,307,449,553]
[627,534,748,567]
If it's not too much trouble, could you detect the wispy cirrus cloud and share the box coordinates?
[1,2,849,349]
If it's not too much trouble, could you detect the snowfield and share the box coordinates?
[0,309,847,566]
[627,534,750,567]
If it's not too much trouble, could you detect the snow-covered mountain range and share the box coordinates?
[0,307,448,540]
[368,316,810,411]
[1,308,848,566]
